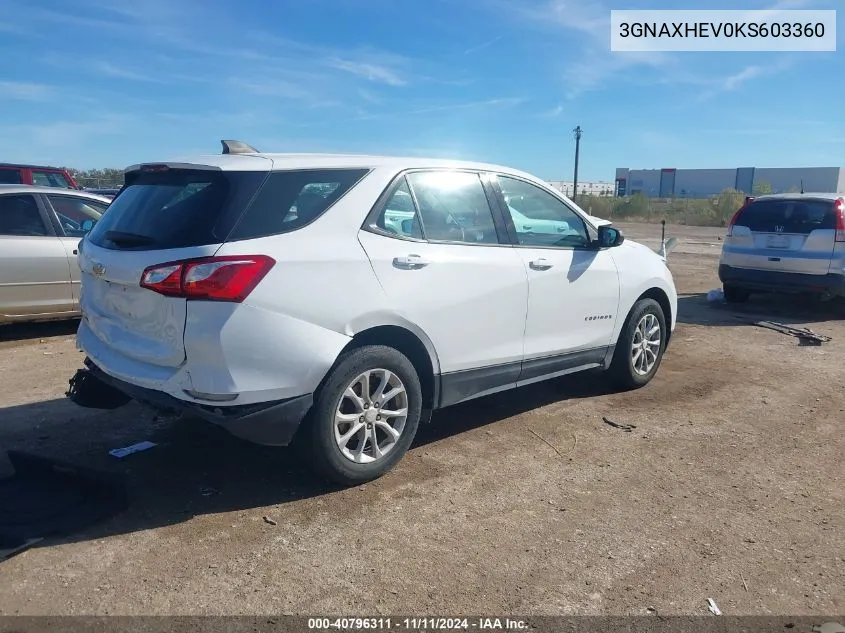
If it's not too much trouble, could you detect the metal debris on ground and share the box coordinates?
[602,417,637,432]
[528,428,565,458]
[753,321,831,346]
[707,598,722,615]
[108,441,157,459]
[263,516,277,526]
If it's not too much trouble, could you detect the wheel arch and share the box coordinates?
[340,324,439,418]
[636,286,673,343]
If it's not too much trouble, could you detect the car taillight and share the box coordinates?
[140,255,275,302]
[834,198,845,243]
[727,203,750,237]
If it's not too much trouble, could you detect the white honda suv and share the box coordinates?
[67,140,677,485]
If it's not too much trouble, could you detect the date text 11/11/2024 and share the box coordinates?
[307,618,529,630]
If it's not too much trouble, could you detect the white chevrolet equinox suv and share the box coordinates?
[67,140,677,485]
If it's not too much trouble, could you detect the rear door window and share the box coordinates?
[736,199,836,234]
[0,169,22,184]
[46,195,109,237]
[32,170,72,188]
[0,194,49,236]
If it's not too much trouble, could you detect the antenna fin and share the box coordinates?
[221,140,259,155]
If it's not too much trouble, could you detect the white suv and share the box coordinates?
[67,141,677,485]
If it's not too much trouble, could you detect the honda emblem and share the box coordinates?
[92,262,106,276]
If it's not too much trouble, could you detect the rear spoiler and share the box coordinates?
[123,162,224,174]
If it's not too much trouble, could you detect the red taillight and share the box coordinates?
[834,198,845,242]
[727,202,751,237]
[140,255,275,302]
[140,164,170,173]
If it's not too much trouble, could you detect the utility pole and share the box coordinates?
[572,125,582,200]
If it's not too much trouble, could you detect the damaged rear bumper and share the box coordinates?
[67,358,313,446]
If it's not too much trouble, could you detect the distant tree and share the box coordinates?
[714,188,746,226]
[613,192,650,219]
[752,180,773,195]
[64,167,125,188]
[584,195,614,218]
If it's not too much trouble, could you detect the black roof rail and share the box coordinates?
[220,140,259,155]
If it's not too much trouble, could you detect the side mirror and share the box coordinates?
[597,225,624,248]
[81,219,95,232]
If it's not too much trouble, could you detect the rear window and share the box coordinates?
[32,170,72,188]
[736,199,836,234]
[0,169,22,184]
[88,168,369,250]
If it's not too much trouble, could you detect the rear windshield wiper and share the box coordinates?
[103,230,156,247]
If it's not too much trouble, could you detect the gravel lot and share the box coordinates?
[0,222,842,616]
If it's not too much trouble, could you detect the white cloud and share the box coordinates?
[357,88,383,104]
[491,0,672,98]
[93,62,157,82]
[326,58,407,86]
[697,57,796,100]
[406,97,525,115]
[464,36,502,55]
[540,104,565,118]
[228,78,315,101]
[0,81,54,101]
[6,115,130,149]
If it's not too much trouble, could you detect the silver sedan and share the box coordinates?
[0,184,112,324]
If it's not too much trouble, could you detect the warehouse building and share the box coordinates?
[614,166,845,198]
[547,180,615,196]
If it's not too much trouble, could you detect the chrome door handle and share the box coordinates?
[529,258,553,271]
[393,254,430,269]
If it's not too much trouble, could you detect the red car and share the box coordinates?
[0,163,80,189]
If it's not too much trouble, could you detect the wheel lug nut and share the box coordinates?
[359,416,364,422]
[364,403,369,409]
[376,415,381,421]
[374,402,379,408]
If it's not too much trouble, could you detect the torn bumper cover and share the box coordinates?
[66,358,313,446]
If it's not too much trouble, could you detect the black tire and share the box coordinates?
[723,284,751,304]
[608,298,668,390]
[301,345,422,486]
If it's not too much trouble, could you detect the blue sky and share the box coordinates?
[0,0,842,180]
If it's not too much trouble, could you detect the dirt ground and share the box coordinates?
[0,221,842,616]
